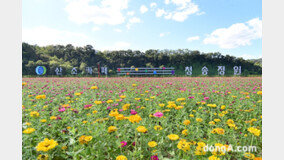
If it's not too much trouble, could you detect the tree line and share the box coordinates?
[22,42,262,76]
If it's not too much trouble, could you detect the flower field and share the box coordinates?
[22,77,262,160]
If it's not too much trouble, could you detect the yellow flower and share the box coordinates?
[37,154,48,160]
[207,104,217,108]
[182,129,188,136]
[120,95,126,99]
[244,152,255,159]
[209,121,216,125]
[167,134,179,141]
[247,127,261,136]
[92,110,98,114]
[257,91,262,95]
[137,126,148,133]
[109,109,119,117]
[23,128,35,134]
[135,98,141,101]
[221,105,226,110]
[40,119,47,123]
[61,146,67,150]
[189,114,194,117]
[30,111,40,117]
[195,142,206,155]
[74,92,81,96]
[211,128,225,135]
[79,135,93,144]
[22,82,27,86]
[50,116,57,120]
[82,121,88,124]
[36,95,46,99]
[128,114,142,123]
[108,126,117,133]
[132,84,137,87]
[226,119,236,128]
[159,104,165,107]
[116,155,128,160]
[183,120,191,125]
[25,122,31,126]
[122,104,131,110]
[36,138,58,152]
[176,98,186,102]
[175,106,184,110]
[154,125,163,131]
[196,118,203,122]
[94,101,102,105]
[90,86,98,89]
[177,139,190,152]
[214,119,221,122]
[107,99,114,103]
[148,141,157,147]
[115,114,125,120]
[208,155,220,160]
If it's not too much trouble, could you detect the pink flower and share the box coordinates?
[153,112,163,118]
[120,141,127,147]
[204,97,209,100]
[130,110,137,115]
[58,107,65,112]
[151,155,159,160]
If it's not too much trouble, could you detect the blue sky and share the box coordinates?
[23,0,262,59]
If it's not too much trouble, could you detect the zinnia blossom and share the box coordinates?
[128,114,142,123]
[108,126,117,133]
[79,135,93,144]
[137,126,148,133]
[153,112,163,118]
[116,155,127,160]
[148,141,157,147]
[23,128,35,134]
[36,138,58,152]
[151,155,159,160]
[120,141,127,147]
[167,134,179,141]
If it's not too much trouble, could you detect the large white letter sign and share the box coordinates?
[233,66,241,75]
[55,67,62,75]
[85,67,93,74]
[185,66,192,76]
[71,67,77,75]
[202,66,208,75]
[218,66,225,75]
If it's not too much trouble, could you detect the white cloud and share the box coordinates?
[140,5,148,14]
[165,0,170,5]
[203,18,262,49]
[155,0,199,22]
[186,36,200,42]
[22,26,94,46]
[126,17,142,29]
[197,11,205,16]
[114,28,122,32]
[159,32,170,37]
[129,17,141,23]
[92,27,100,31]
[127,11,135,16]
[156,9,166,17]
[150,2,157,8]
[64,0,129,25]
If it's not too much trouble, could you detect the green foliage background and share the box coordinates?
[22,43,262,76]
